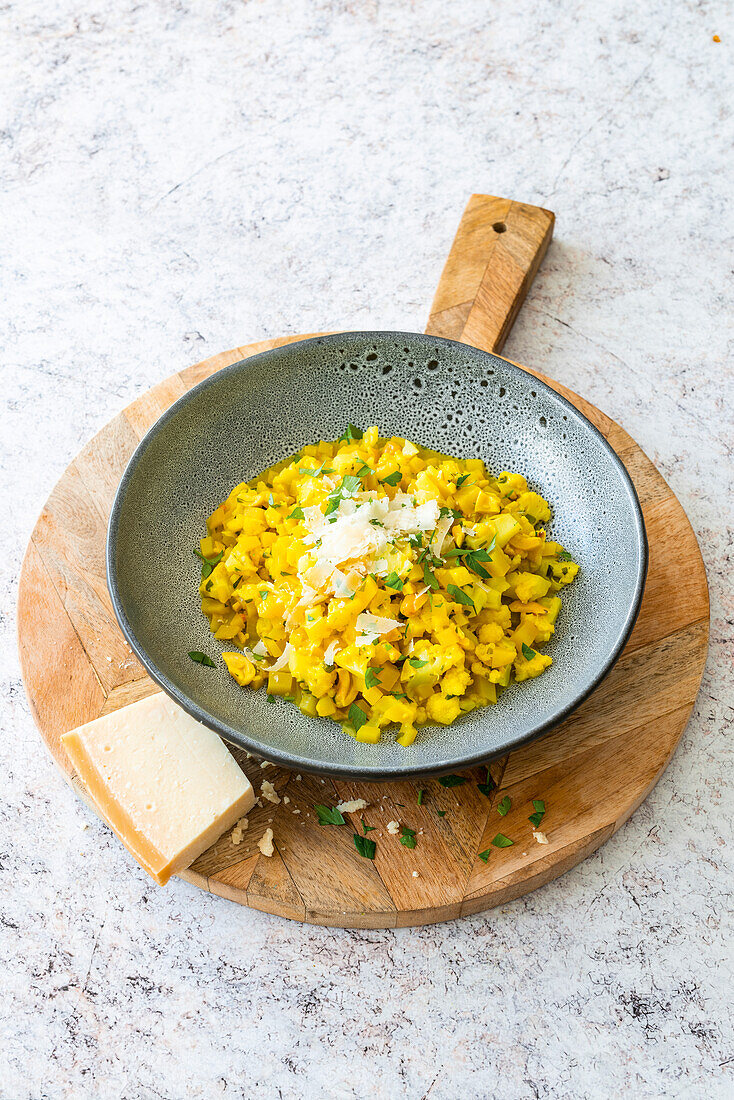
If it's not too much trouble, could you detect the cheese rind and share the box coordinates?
[62,693,255,885]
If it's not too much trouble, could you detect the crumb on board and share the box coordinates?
[336,798,368,814]
[283,795,290,804]
[533,829,549,845]
[412,871,419,878]
[260,780,281,805]
[258,828,274,856]
[386,820,400,835]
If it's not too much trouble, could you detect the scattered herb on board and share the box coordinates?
[437,810,447,817]
[354,833,376,859]
[380,471,402,487]
[478,849,491,863]
[477,769,496,797]
[491,833,514,848]
[438,774,467,788]
[399,825,417,849]
[521,642,537,660]
[528,799,546,828]
[193,548,223,579]
[497,796,512,816]
[314,804,345,826]
[361,818,375,834]
[188,651,216,667]
[417,789,425,805]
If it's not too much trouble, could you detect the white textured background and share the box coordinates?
[1,2,732,1098]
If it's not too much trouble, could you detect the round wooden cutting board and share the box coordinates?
[17,196,709,927]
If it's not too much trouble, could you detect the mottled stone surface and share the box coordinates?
[1,1,732,1097]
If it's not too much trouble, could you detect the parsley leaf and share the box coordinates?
[348,702,369,732]
[417,789,424,805]
[456,473,471,487]
[193,547,223,579]
[528,798,546,828]
[354,833,376,859]
[477,768,496,797]
[439,506,462,521]
[299,462,334,478]
[497,795,512,816]
[491,833,514,848]
[399,825,417,849]
[354,463,372,478]
[447,584,475,609]
[408,657,428,669]
[369,518,385,527]
[361,818,375,834]
[438,774,467,788]
[521,642,537,660]
[478,849,491,863]
[437,809,447,817]
[338,423,363,443]
[287,506,304,521]
[380,471,402,487]
[422,561,439,591]
[314,804,345,826]
[365,667,382,689]
[384,572,404,592]
[558,550,573,561]
[188,651,216,667]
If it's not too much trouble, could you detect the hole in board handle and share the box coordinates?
[492,221,507,233]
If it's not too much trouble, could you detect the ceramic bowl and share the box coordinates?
[107,332,647,779]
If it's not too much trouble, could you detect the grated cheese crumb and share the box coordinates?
[260,780,281,805]
[335,798,368,814]
[386,820,400,835]
[258,828,274,856]
[533,829,549,845]
[412,871,420,878]
[283,795,290,804]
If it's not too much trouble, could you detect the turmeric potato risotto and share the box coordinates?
[196,426,578,746]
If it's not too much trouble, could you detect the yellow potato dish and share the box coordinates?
[196,425,579,746]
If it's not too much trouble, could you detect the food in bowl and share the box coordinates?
[196,425,578,745]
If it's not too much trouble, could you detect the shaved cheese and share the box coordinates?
[355,612,404,643]
[323,640,341,665]
[267,642,293,672]
[431,515,453,556]
[252,640,269,657]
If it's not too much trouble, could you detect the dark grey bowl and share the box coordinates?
[107,333,647,780]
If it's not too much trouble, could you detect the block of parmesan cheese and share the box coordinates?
[62,692,254,885]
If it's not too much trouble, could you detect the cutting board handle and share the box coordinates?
[425,194,554,354]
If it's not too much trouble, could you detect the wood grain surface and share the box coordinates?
[17,195,709,927]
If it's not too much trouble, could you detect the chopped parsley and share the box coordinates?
[361,818,375,834]
[497,795,512,816]
[369,518,385,527]
[408,657,428,669]
[287,506,304,521]
[324,474,362,515]
[232,575,243,589]
[439,506,463,521]
[447,584,475,609]
[437,809,447,817]
[478,849,491,863]
[380,471,402,487]
[338,423,363,443]
[528,799,546,828]
[417,789,424,805]
[521,642,537,660]
[477,769,496,797]
[348,701,369,732]
[314,804,345,826]
[399,825,417,849]
[438,774,467,788]
[456,473,471,488]
[422,561,440,591]
[354,463,373,478]
[298,462,334,477]
[354,833,376,859]
[558,550,573,562]
[193,547,223,579]
[188,651,216,667]
[365,666,382,689]
[491,833,514,848]
[384,572,404,592]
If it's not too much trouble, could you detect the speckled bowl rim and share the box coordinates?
[107,332,648,780]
